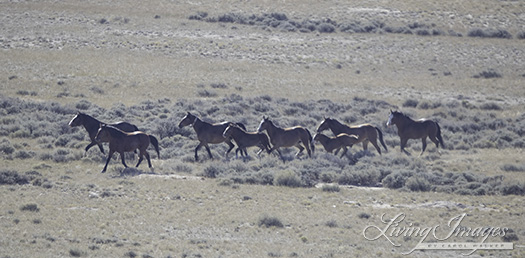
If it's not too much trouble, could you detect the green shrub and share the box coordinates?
[406,175,431,192]
[479,102,502,110]
[0,140,15,155]
[201,165,224,178]
[0,170,30,185]
[20,203,39,212]
[358,212,371,219]
[274,170,302,187]
[501,164,525,172]
[258,214,284,228]
[321,184,340,192]
[498,182,525,196]
[325,220,338,228]
[14,150,34,159]
[468,28,512,39]
[402,99,419,108]
[473,70,502,79]
[382,171,413,189]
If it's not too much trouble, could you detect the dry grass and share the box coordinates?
[1,0,525,257]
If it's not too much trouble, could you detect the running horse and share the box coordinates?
[312,133,358,158]
[95,124,160,173]
[178,112,246,161]
[223,123,271,159]
[386,110,445,156]
[69,112,139,154]
[257,116,314,162]
[316,117,387,155]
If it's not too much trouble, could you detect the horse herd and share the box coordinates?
[68,110,445,173]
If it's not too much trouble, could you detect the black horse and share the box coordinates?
[69,112,139,154]
[387,110,445,156]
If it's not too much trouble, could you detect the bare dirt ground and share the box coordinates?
[1,0,525,257]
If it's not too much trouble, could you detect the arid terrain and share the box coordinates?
[1,0,525,257]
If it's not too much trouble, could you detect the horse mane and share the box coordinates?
[393,111,418,123]
[228,123,246,132]
[327,117,343,126]
[314,133,329,141]
[78,112,102,130]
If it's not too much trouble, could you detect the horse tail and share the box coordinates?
[436,123,445,148]
[149,135,160,159]
[305,128,315,154]
[375,127,388,152]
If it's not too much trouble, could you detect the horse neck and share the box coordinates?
[328,119,346,134]
[231,126,245,137]
[265,121,282,136]
[396,115,414,129]
[82,115,102,134]
[192,117,207,133]
[316,134,329,145]
[225,127,240,140]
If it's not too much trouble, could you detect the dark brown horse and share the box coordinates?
[316,117,387,155]
[257,116,314,162]
[69,112,139,154]
[178,112,246,161]
[313,133,358,158]
[386,110,445,156]
[95,124,160,173]
[223,123,271,158]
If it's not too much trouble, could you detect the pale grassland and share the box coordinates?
[1,0,525,257]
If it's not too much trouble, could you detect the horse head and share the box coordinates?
[179,112,196,128]
[316,117,331,133]
[222,123,236,138]
[94,123,107,142]
[387,110,405,127]
[68,112,84,127]
[257,116,271,132]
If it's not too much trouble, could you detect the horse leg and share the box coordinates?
[294,145,304,157]
[419,138,427,157]
[120,152,129,168]
[256,148,263,157]
[136,154,143,167]
[428,135,443,154]
[340,147,348,158]
[225,140,235,158]
[275,148,286,163]
[371,140,382,155]
[101,150,115,173]
[334,147,340,155]
[86,142,103,154]
[145,151,152,168]
[194,143,203,161]
[362,139,369,151]
[400,138,411,156]
[204,144,213,159]
[429,134,440,150]
[234,147,240,158]
[303,141,311,158]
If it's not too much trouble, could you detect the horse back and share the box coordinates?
[111,122,139,132]
[196,121,230,144]
[342,124,377,140]
[401,119,438,139]
[337,133,359,145]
